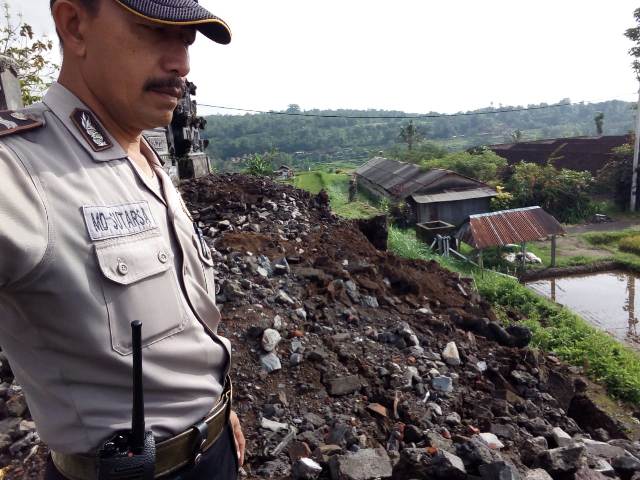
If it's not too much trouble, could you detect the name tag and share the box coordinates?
[82,201,158,241]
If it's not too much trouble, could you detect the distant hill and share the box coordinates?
[203,100,634,171]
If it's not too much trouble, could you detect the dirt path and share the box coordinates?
[566,219,638,234]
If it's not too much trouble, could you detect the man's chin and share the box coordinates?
[138,110,175,130]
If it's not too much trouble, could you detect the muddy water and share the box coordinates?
[526,272,640,349]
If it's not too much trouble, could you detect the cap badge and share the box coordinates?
[70,108,112,152]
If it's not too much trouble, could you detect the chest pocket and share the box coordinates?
[95,233,188,355]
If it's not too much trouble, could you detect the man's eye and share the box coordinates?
[141,23,162,32]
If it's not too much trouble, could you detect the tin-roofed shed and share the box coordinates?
[456,206,566,268]
[355,156,496,225]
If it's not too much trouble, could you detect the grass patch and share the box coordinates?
[388,226,640,404]
[292,171,381,219]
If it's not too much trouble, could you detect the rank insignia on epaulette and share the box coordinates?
[0,110,43,137]
[70,108,113,152]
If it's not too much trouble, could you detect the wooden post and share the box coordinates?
[551,235,557,268]
[521,242,527,271]
[479,249,484,277]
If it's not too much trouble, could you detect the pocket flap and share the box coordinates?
[192,233,215,267]
[95,235,173,285]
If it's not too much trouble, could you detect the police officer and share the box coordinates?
[0,0,245,478]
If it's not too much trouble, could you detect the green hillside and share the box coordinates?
[203,100,634,171]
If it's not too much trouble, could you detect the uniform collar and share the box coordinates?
[43,82,126,162]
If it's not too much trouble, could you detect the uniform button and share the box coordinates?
[117,262,129,275]
[194,453,203,465]
[158,251,169,264]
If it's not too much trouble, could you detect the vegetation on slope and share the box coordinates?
[387,227,640,404]
[205,100,634,169]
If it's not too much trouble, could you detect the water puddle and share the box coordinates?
[526,271,640,350]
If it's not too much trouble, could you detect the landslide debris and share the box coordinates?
[182,173,640,480]
[1,173,639,480]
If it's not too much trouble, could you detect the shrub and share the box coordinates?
[507,161,596,223]
[618,235,640,255]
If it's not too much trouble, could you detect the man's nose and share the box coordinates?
[162,42,191,78]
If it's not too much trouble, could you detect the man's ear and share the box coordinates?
[51,0,89,57]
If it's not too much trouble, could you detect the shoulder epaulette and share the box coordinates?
[0,110,43,137]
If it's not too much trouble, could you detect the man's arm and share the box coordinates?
[0,143,49,289]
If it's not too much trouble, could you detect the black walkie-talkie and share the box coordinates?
[98,321,156,480]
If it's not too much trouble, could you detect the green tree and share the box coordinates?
[510,129,523,143]
[625,7,640,78]
[594,112,604,135]
[398,120,422,151]
[421,150,507,183]
[0,2,58,105]
[596,141,636,210]
[507,162,596,222]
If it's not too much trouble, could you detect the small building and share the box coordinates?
[274,165,295,180]
[355,156,496,226]
[455,206,565,268]
[488,136,629,175]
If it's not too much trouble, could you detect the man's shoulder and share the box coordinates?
[0,106,46,139]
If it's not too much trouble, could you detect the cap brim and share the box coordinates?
[114,0,231,45]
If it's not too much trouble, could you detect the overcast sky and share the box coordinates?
[11,1,640,115]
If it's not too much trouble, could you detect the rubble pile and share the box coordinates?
[2,172,639,479]
[184,174,640,480]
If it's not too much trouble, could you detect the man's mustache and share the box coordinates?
[144,77,186,98]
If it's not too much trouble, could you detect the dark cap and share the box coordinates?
[114,0,231,44]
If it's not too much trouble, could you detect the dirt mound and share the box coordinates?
[3,173,639,480]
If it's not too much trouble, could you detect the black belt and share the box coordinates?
[51,378,233,480]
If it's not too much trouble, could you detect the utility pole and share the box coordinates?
[631,83,640,211]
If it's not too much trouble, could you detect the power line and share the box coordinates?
[196,102,576,119]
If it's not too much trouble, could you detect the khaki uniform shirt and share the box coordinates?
[0,83,230,454]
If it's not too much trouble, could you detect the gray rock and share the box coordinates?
[539,445,587,476]
[260,417,289,432]
[432,376,453,393]
[478,461,520,480]
[290,353,304,366]
[262,328,282,352]
[510,370,537,386]
[260,352,282,373]
[6,394,26,417]
[442,342,461,366]
[329,448,392,480]
[574,467,612,479]
[478,432,505,450]
[277,290,296,305]
[327,376,363,396]
[360,296,379,308]
[582,438,626,459]
[426,431,454,452]
[524,469,553,480]
[446,412,462,426]
[9,431,38,456]
[273,258,290,275]
[490,423,517,440]
[552,427,574,448]
[431,450,467,478]
[612,450,640,477]
[292,457,323,480]
[303,412,326,428]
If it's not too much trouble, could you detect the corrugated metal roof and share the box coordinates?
[356,157,459,198]
[411,187,497,204]
[456,206,565,249]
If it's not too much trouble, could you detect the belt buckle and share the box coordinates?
[191,420,208,466]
